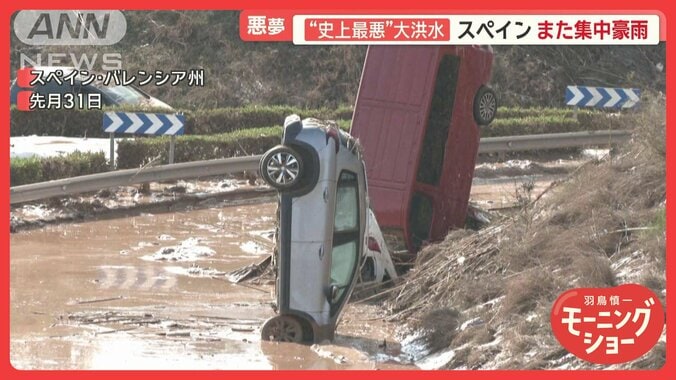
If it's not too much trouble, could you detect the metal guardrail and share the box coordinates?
[11,156,260,204]
[478,130,631,154]
[10,130,631,204]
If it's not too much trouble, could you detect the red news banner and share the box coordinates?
[302,18,449,42]
[239,13,661,45]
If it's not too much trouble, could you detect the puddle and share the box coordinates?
[504,159,533,170]
[10,201,413,370]
[165,264,226,278]
[141,237,216,262]
[238,241,269,255]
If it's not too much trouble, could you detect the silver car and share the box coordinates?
[259,115,368,343]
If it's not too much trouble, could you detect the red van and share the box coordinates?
[350,45,496,254]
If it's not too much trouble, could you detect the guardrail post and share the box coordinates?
[169,135,176,164]
[572,106,579,121]
[109,133,115,169]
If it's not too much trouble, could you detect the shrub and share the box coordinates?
[11,108,107,138]
[12,105,626,140]
[495,106,597,119]
[41,151,109,181]
[10,105,354,138]
[480,112,628,138]
[116,126,283,168]
[186,105,354,134]
[501,271,561,316]
[415,308,460,354]
[10,156,43,186]
[10,151,109,186]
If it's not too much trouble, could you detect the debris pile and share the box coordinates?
[386,99,666,369]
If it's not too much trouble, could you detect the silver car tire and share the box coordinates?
[473,86,498,126]
[260,145,304,190]
[260,315,304,343]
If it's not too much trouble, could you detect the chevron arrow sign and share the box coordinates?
[102,112,186,135]
[566,86,640,109]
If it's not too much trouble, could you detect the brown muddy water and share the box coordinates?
[470,174,564,210]
[9,163,570,370]
[10,201,413,370]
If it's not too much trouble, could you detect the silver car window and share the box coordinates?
[330,240,358,300]
[334,183,358,232]
[329,171,360,306]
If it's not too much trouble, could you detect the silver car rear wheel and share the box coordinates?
[473,86,497,126]
[260,145,304,190]
[260,315,304,343]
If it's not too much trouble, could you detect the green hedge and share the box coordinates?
[12,108,107,138]
[9,106,177,138]
[116,126,283,169]
[11,151,109,186]
[495,106,601,119]
[10,123,351,183]
[482,116,582,137]
[11,105,631,182]
[10,110,630,185]
[116,120,358,168]
[186,105,353,134]
[481,113,626,137]
[11,105,624,140]
[117,113,629,168]
[10,105,354,138]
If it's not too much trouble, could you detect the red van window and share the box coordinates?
[408,192,434,251]
[416,55,461,185]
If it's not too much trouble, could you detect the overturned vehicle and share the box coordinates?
[258,115,395,343]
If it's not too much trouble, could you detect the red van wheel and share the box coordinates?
[260,315,304,343]
[473,86,497,126]
[260,145,304,190]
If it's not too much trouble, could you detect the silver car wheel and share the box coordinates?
[267,152,300,185]
[479,92,496,122]
[260,145,304,190]
[260,315,304,343]
[473,86,498,126]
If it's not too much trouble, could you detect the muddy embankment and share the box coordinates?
[381,101,666,370]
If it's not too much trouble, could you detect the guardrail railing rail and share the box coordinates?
[11,130,631,204]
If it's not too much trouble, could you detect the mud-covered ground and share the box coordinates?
[10,201,417,369]
[10,150,605,369]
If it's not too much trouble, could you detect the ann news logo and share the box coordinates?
[14,10,127,45]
